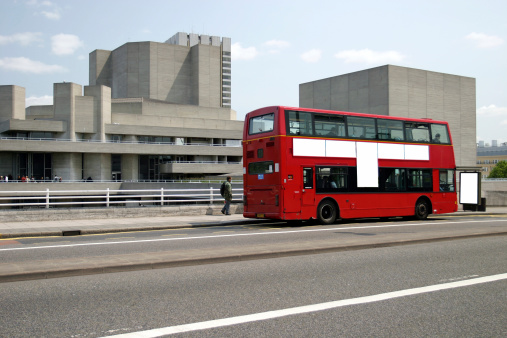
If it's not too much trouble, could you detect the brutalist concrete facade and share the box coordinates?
[90,32,231,108]
[299,65,476,167]
[0,33,241,182]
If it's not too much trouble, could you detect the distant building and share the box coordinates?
[0,33,242,182]
[299,65,476,168]
[477,141,507,178]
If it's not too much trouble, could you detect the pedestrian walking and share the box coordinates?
[220,176,233,215]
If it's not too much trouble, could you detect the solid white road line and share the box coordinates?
[105,273,507,337]
[1,219,506,252]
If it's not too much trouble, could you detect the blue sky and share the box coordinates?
[1,0,506,144]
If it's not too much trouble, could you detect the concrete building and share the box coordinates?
[0,33,242,182]
[477,141,507,178]
[299,65,476,167]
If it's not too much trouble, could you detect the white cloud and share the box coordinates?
[477,104,507,116]
[0,32,43,46]
[26,95,53,107]
[27,0,62,20]
[265,40,290,54]
[41,9,61,20]
[265,40,290,48]
[335,49,405,64]
[301,49,322,63]
[465,32,504,48]
[0,57,66,74]
[51,34,84,55]
[231,42,258,60]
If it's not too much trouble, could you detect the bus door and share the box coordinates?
[302,167,315,206]
[283,172,301,213]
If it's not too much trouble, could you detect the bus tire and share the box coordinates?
[317,200,337,225]
[414,199,430,220]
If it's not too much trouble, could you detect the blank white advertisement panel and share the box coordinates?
[293,138,326,157]
[356,142,378,187]
[460,172,480,204]
[325,140,356,158]
[378,143,405,160]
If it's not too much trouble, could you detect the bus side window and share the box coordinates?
[377,119,404,141]
[303,168,313,189]
[287,111,313,136]
[431,124,450,144]
[405,123,430,143]
[314,114,346,137]
[347,116,376,139]
[439,170,455,191]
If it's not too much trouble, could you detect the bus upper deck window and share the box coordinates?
[430,124,450,144]
[249,113,275,135]
[286,111,313,136]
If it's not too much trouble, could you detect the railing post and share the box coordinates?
[161,188,164,206]
[210,187,214,205]
[106,188,110,207]
[45,188,50,209]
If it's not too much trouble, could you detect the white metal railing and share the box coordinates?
[0,188,243,209]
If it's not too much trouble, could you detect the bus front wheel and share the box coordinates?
[414,199,429,220]
[317,200,337,225]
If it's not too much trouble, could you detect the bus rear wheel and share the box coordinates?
[414,199,429,220]
[317,200,337,225]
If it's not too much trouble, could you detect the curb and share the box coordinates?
[0,218,266,239]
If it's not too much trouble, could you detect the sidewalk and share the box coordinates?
[0,213,253,239]
[1,207,506,239]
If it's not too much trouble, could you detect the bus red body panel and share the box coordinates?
[243,106,458,222]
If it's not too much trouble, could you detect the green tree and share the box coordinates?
[488,160,507,178]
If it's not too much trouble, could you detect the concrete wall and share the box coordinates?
[111,99,236,120]
[53,82,82,141]
[481,181,507,206]
[84,153,111,180]
[25,105,54,119]
[191,44,222,107]
[299,66,389,115]
[53,152,82,181]
[92,36,227,108]
[83,85,112,141]
[89,50,112,88]
[0,85,26,121]
[1,138,242,156]
[299,65,476,167]
[386,65,476,167]
[109,42,195,105]
[122,154,138,181]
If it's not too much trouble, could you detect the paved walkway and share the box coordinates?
[1,207,506,239]
[0,214,252,238]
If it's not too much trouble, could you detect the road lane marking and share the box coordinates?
[1,219,506,252]
[104,273,507,337]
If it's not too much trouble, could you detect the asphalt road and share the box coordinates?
[2,215,507,265]
[0,236,505,337]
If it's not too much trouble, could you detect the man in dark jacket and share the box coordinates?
[221,176,232,215]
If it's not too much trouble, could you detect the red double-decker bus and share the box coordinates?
[243,106,457,224]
